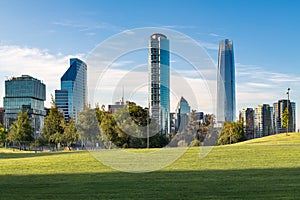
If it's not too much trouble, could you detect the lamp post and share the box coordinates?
[286,88,290,136]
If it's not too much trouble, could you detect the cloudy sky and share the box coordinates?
[1,0,300,128]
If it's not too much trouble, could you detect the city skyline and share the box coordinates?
[0,0,300,128]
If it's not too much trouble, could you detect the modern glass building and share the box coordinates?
[3,75,46,134]
[149,33,170,135]
[239,108,254,139]
[175,96,191,133]
[254,104,273,138]
[217,39,236,124]
[55,58,87,121]
[273,100,296,133]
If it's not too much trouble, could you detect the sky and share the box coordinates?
[0,0,300,127]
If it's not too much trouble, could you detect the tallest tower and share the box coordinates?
[217,39,236,123]
[149,33,170,135]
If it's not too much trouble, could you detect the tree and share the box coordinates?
[62,119,78,150]
[282,107,289,135]
[0,123,8,147]
[184,110,199,146]
[8,110,33,150]
[218,120,245,145]
[42,97,65,150]
[95,102,167,149]
[77,106,100,149]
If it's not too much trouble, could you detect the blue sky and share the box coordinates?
[1,0,300,127]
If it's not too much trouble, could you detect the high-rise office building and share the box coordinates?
[55,58,87,121]
[239,108,254,140]
[3,75,46,134]
[273,99,296,133]
[175,96,191,133]
[149,33,170,135]
[217,39,236,124]
[254,104,273,138]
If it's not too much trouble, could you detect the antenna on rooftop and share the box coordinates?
[121,85,125,105]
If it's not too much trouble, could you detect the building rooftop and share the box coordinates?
[6,75,42,83]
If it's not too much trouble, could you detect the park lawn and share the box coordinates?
[0,133,300,199]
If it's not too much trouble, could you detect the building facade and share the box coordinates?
[55,58,87,121]
[273,100,296,133]
[239,108,254,140]
[149,33,170,135]
[217,39,236,124]
[175,96,191,133]
[3,75,46,134]
[108,99,125,114]
[254,104,273,138]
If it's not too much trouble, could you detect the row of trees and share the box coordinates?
[0,101,78,150]
[95,102,168,148]
[0,111,33,150]
[1,97,249,150]
[41,100,78,150]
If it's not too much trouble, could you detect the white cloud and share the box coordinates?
[0,45,83,107]
[53,20,119,33]
[236,63,300,128]
[198,41,219,51]
[160,25,197,29]
[209,33,221,37]
[246,82,273,88]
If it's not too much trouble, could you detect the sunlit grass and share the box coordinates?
[0,133,300,199]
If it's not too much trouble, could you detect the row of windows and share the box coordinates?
[5,81,46,100]
[4,97,45,110]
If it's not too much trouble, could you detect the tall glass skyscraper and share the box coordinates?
[149,33,170,135]
[217,39,236,123]
[55,58,87,121]
[3,75,46,134]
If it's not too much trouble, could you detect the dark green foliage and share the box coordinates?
[95,102,168,148]
[42,98,65,149]
[62,119,78,150]
[0,123,8,146]
[218,120,245,145]
[77,106,100,147]
[8,110,34,148]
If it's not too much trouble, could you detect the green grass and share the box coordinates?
[234,132,300,146]
[1,133,300,199]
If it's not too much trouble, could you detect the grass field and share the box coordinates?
[1,133,300,199]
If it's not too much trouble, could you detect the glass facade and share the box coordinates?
[3,75,46,134]
[149,33,170,135]
[217,39,236,123]
[175,96,191,133]
[55,58,87,121]
[254,104,273,138]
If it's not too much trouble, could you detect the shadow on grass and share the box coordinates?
[0,150,80,159]
[0,168,299,199]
